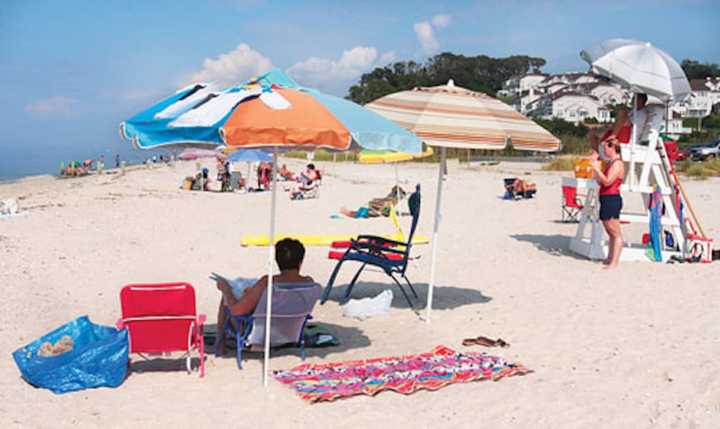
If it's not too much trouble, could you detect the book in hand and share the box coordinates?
[210,272,257,299]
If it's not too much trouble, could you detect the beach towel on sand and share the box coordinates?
[273,345,530,403]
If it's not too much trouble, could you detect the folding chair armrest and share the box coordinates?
[355,234,406,248]
[197,314,207,324]
[374,246,407,255]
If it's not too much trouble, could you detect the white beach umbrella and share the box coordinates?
[367,80,560,322]
[580,39,691,100]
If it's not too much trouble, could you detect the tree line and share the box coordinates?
[346,53,720,105]
[346,53,546,104]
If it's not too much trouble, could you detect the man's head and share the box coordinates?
[307,163,315,171]
[635,93,648,108]
[275,238,305,271]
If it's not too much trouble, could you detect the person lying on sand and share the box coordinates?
[279,164,295,181]
[513,178,535,195]
[341,186,406,218]
[214,238,314,355]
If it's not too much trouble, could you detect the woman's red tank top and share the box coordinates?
[599,159,623,196]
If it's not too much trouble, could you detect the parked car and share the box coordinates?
[690,140,720,161]
[675,149,690,162]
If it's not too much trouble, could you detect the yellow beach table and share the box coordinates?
[366,79,561,322]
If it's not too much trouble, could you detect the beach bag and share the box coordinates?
[12,316,129,394]
[687,234,714,264]
[574,159,593,179]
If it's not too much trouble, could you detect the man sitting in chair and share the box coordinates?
[214,238,314,355]
[290,163,321,199]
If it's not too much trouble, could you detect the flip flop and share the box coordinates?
[462,336,496,347]
[462,336,510,348]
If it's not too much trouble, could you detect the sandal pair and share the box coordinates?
[462,336,509,348]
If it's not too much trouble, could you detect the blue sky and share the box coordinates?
[1,0,718,178]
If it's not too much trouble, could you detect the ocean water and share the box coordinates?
[0,143,170,181]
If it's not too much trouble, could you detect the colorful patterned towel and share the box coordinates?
[273,345,531,403]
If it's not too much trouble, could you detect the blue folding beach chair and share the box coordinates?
[321,185,421,308]
[216,282,321,369]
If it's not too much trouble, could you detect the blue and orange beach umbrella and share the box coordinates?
[121,69,421,385]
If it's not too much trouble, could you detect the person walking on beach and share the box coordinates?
[115,154,120,168]
[591,139,625,268]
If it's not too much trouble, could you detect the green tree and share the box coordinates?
[681,59,720,80]
[346,53,547,104]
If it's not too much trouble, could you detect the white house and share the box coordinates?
[683,78,720,117]
[588,84,627,106]
[550,92,612,124]
[498,72,547,97]
[500,71,714,134]
[503,71,630,122]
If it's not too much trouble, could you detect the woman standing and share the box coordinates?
[592,140,625,268]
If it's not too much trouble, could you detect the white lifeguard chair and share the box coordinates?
[568,128,691,262]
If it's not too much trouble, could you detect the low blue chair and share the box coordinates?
[217,282,321,369]
[321,185,421,307]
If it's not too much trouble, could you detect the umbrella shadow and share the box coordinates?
[128,356,204,374]
[510,233,588,260]
[204,321,371,361]
[323,281,492,310]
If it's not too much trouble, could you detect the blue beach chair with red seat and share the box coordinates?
[321,185,421,308]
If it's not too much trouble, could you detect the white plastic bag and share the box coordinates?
[1,198,18,215]
[341,290,393,320]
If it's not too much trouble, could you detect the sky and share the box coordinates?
[1,0,719,179]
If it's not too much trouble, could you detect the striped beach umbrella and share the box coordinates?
[121,69,421,385]
[366,80,560,322]
[366,79,560,152]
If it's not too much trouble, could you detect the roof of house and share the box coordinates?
[552,91,600,102]
[541,72,595,84]
[690,78,720,91]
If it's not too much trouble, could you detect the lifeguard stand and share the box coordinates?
[568,128,692,262]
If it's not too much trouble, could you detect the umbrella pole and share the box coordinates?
[247,163,251,190]
[425,146,446,323]
[394,163,400,217]
[263,148,279,386]
[630,95,638,189]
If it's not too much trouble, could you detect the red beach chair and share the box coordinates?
[117,282,206,377]
[561,186,584,223]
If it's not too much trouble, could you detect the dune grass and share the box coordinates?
[284,150,358,162]
[541,156,581,171]
[676,158,720,179]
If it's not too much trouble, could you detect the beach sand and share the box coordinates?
[1,159,718,428]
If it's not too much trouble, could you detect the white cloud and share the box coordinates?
[378,51,397,65]
[414,21,439,54]
[287,46,390,94]
[25,96,78,116]
[415,15,452,55]
[187,43,274,87]
[432,14,452,28]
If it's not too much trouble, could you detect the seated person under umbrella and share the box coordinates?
[213,239,314,355]
[290,163,321,198]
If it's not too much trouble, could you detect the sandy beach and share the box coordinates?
[1,159,718,428]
